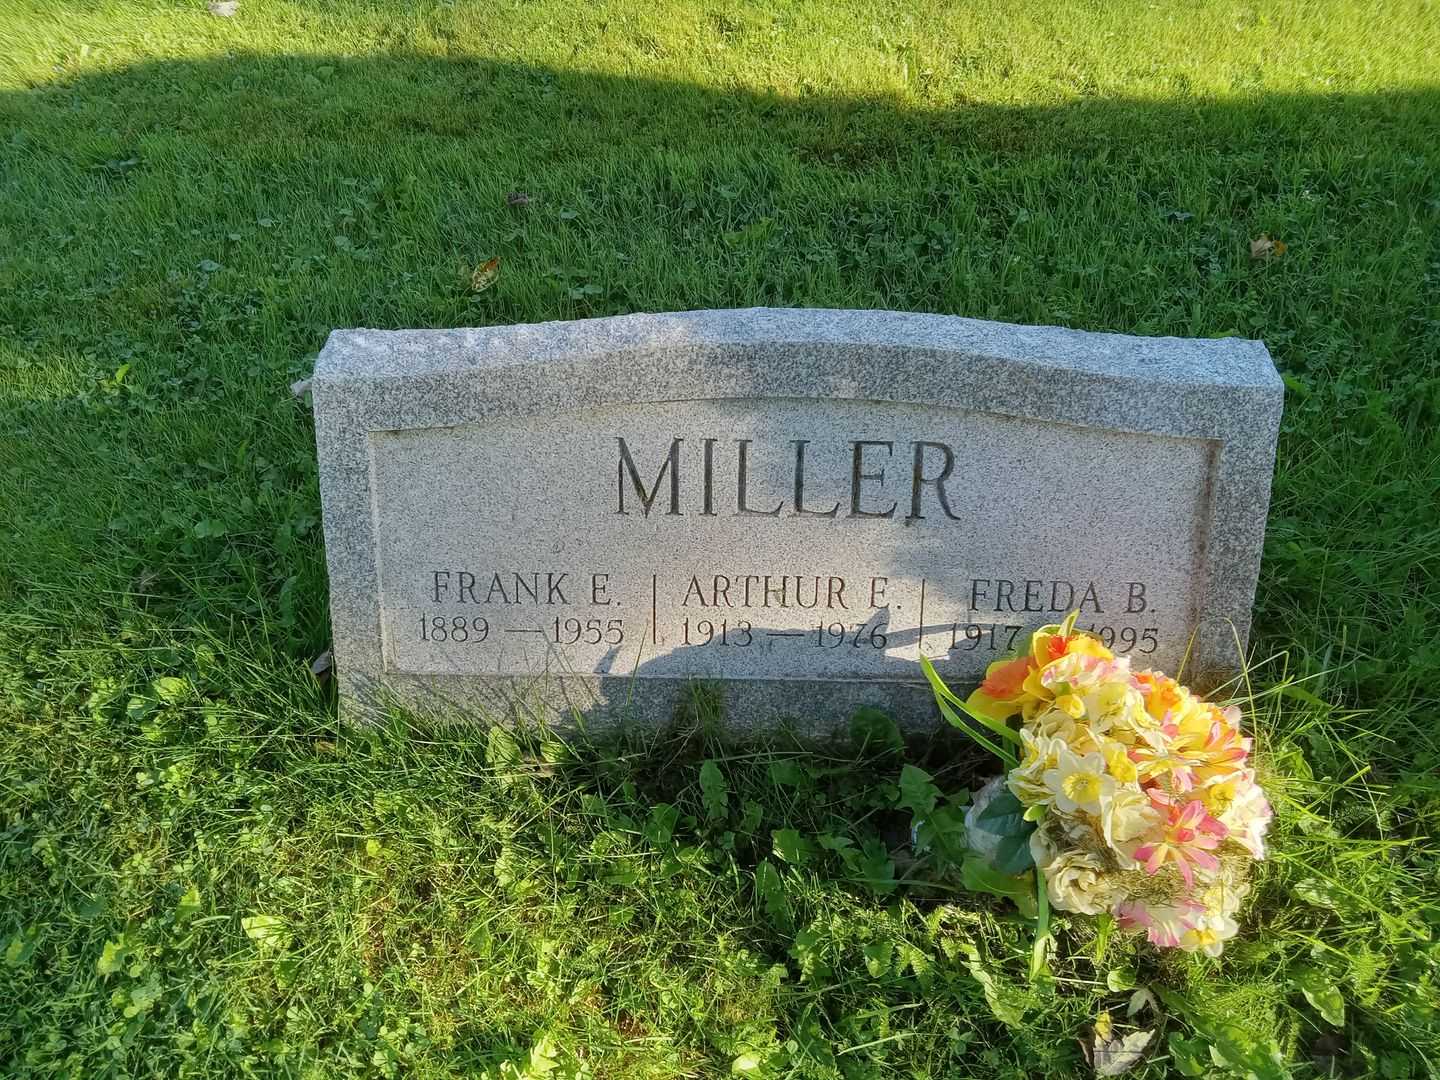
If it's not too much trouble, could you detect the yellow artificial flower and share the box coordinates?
[1030,705,1105,755]
[966,611,1114,722]
[1008,730,1066,806]
[1103,742,1139,784]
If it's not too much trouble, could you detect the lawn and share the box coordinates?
[2,0,1438,1076]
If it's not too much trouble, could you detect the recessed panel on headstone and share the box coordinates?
[313,309,1282,730]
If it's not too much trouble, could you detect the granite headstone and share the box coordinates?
[312,308,1282,731]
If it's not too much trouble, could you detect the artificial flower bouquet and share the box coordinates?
[923,613,1272,956]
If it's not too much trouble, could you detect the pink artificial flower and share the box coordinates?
[1115,898,1205,949]
[1132,796,1228,889]
[1172,717,1251,784]
[1129,740,1199,792]
[1130,716,1250,793]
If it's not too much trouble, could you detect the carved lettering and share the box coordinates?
[485,573,509,605]
[547,573,569,605]
[458,571,478,604]
[792,440,839,517]
[908,441,961,522]
[736,440,783,517]
[617,437,682,516]
[849,441,896,519]
[701,437,717,517]
[870,576,888,608]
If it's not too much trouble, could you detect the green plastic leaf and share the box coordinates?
[960,855,1038,917]
[976,787,1025,826]
[919,655,1022,764]
[699,760,729,821]
[970,788,1037,874]
[897,764,940,815]
[993,831,1036,875]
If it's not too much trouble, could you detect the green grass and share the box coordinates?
[2,0,1439,1075]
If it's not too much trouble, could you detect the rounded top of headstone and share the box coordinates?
[315,307,1281,393]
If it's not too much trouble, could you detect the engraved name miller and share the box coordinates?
[617,437,962,521]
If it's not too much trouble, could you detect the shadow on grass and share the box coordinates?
[2,55,1438,723]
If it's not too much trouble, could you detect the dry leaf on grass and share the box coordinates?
[1251,234,1287,260]
[1091,1029,1155,1076]
[470,256,500,293]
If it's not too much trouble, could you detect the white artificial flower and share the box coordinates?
[1099,783,1160,867]
[1216,771,1273,860]
[1179,907,1241,957]
[1042,745,1114,816]
[1041,848,1121,915]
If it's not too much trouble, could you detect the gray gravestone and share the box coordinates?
[312,309,1282,731]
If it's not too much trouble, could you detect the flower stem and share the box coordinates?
[1030,867,1051,981]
